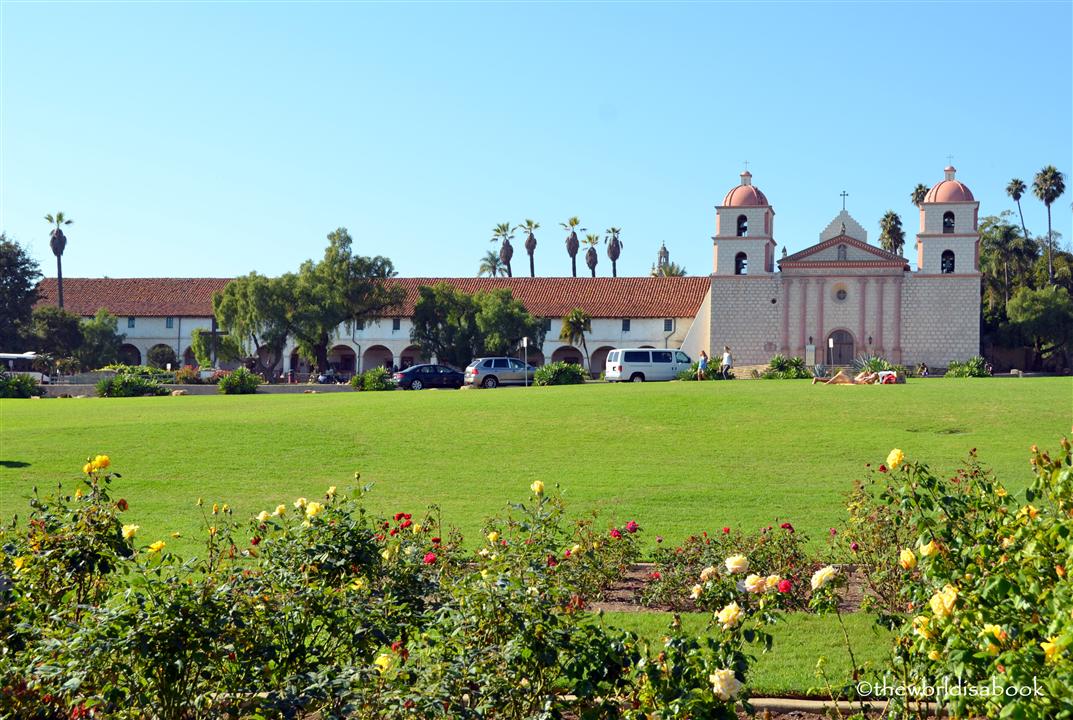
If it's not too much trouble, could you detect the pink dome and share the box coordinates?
[722,171,769,207]
[923,166,975,203]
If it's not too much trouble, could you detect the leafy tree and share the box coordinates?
[213,272,294,375]
[979,214,1033,309]
[878,211,905,255]
[651,261,687,277]
[474,288,545,356]
[409,282,481,369]
[1033,166,1067,284]
[1033,244,1072,295]
[44,212,73,309]
[491,223,515,278]
[559,308,591,368]
[560,217,584,277]
[604,227,623,277]
[30,306,83,358]
[1007,285,1073,369]
[910,184,929,209]
[147,344,178,369]
[583,234,599,277]
[289,229,403,372]
[478,251,506,277]
[0,234,42,349]
[520,219,539,277]
[1006,178,1031,245]
[76,309,124,370]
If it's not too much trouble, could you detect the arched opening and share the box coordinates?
[525,350,546,367]
[826,330,855,366]
[942,211,955,234]
[399,345,426,370]
[941,250,956,274]
[589,345,616,378]
[837,244,847,261]
[736,214,748,237]
[551,345,583,366]
[362,345,394,371]
[147,344,177,369]
[328,344,357,373]
[289,350,311,381]
[734,252,748,275]
[118,344,141,366]
[182,347,197,368]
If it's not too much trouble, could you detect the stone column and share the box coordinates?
[798,278,810,356]
[815,279,826,362]
[875,278,886,355]
[780,278,791,354]
[858,277,869,352]
[892,276,904,364]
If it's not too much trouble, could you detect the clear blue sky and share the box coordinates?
[2,1,1070,280]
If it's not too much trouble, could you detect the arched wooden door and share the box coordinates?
[828,330,855,365]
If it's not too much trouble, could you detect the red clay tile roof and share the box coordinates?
[35,276,711,319]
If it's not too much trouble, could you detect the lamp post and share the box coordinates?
[523,337,529,387]
[828,336,834,365]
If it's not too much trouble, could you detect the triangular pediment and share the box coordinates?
[781,234,906,265]
[819,211,868,244]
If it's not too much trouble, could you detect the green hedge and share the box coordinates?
[217,367,262,394]
[95,375,169,398]
[0,372,44,398]
[534,361,587,386]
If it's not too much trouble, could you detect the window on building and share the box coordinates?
[941,250,956,274]
[734,252,748,275]
[165,317,174,329]
[943,211,955,234]
[622,318,631,332]
[127,317,136,329]
[355,320,365,331]
[663,318,674,332]
[736,214,748,237]
[542,318,552,332]
[392,318,401,331]
[836,288,848,301]
[837,244,847,261]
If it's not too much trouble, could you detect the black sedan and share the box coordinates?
[391,364,465,390]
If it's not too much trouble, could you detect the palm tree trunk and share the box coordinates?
[1015,200,1030,248]
[56,256,64,309]
[1046,204,1054,284]
[1003,261,1009,308]
[571,257,576,277]
[529,254,535,278]
[590,266,595,278]
[506,262,512,278]
[612,260,617,278]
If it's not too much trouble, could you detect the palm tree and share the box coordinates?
[44,212,73,308]
[984,221,1024,307]
[878,210,905,255]
[1033,166,1066,284]
[583,233,600,277]
[478,250,506,277]
[1006,178,1031,246]
[604,227,623,277]
[491,222,515,278]
[651,261,687,277]
[520,219,539,277]
[559,308,592,369]
[910,184,929,209]
[560,217,584,277]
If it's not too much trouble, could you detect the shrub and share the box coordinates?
[676,362,733,381]
[349,371,365,390]
[534,361,588,386]
[361,366,395,391]
[172,365,202,384]
[0,371,43,398]
[760,354,810,379]
[102,363,175,383]
[945,355,990,377]
[217,366,261,394]
[95,374,169,398]
[851,354,892,373]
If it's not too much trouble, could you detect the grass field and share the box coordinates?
[2,378,1069,556]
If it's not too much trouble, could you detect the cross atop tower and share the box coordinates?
[946,154,954,166]
[840,190,849,211]
[742,160,750,172]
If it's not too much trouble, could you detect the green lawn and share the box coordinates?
[600,610,893,697]
[1,379,1069,556]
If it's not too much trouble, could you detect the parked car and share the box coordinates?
[605,348,691,382]
[392,364,465,390]
[464,357,538,388]
[316,368,349,384]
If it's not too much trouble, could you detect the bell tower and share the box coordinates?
[713,171,776,275]
[916,166,980,275]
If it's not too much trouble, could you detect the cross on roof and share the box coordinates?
[743,160,750,171]
[840,190,849,211]
[946,154,955,165]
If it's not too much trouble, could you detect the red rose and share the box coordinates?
[251,536,261,546]
[722,527,730,534]
[648,571,661,580]
[422,552,436,565]
[777,579,792,593]
[780,522,794,532]
[116,499,128,511]
[393,513,404,521]
[431,537,441,544]
[389,528,398,536]
[850,542,859,552]
[625,520,639,533]
[610,528,623,539]
[878,465,887,473]
[401,519,412,529]
[547,555,558,567]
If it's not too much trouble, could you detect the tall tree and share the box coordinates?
[651,261,687,277]
[30,306,83,358]
[979,214,1029,308]
[289,228,404,372]
[910,184,929,209]
[491,222,515,278]
[520,219,539,277]
[75,309,125,370]
[213,272,295,375]
[583,233,599,277]
[478,251,506,277]
[558,308,591,368]
[1006,178,1031,247]
[44,212,73,309]
[560,217,584,277]
[604,227,623,277]
[0,235,42,349]
[1033,166,1066,284]
[878,210,905,255]
[1008,285,1073,370]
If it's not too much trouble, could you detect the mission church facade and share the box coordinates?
[36,166,980,373]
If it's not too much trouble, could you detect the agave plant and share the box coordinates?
[852,354,892,373]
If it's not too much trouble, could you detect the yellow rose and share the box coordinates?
[373,653,394,674]
[571,543,582,556]
[929,585,958,618]
[256,511,271,523]
[12,557,26,572]
[899,548,918,571]
[928,649,942,661]
[305,502,324,519]
[351,577,367,591]
[412,523,423,534]
[709,668,742,701]
[690,584,704,600]
[700,566,719,583]
[724,554,749,574]
[274,504,287,516]
[1018,505,1039,521]
[811,565,838,590]
[208,526,217,536]
[326,486,337,499]
[996,486,1008,498]
[293,497,307,509]
[919,540,938,558]
[74,488,83,499]
[530,480,544,496]
[148,540,166,554]
[912,615,934,640]
[122,524,140,540]
[1041,638,1062,664]
[221,504,230,514]
[717,602,742,629]
[981,623,1007,642]
[765,574,781,590]
[744,574,766,594]
[82,463,93,475]
[94,455,111,469]
[887,448,904,470]
[487,531,499,544]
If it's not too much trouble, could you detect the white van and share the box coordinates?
[605,348,691,382]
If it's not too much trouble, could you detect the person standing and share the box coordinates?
[720,346,734,380]
[696,350,709,380]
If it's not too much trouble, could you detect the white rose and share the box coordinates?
[709,668,742,701]
[700,565,719,582]
[744,574,766,594]
[690,584,704,600]
[811,565,838,590]
[717,601,742,629]
[724,554,749,574]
